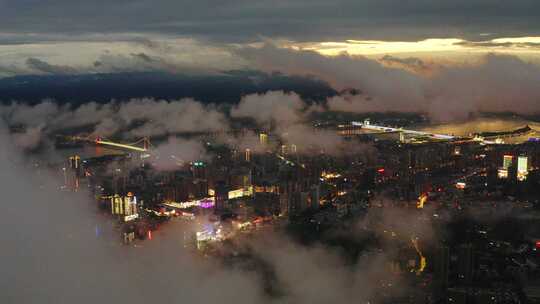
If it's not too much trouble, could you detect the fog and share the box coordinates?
[0,124,426,304]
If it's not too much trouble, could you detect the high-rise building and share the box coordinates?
[69,155,80,169]
[279,193,289,217]
[457,244,475,285]
[503,155,513,169]
[434,246,450,298]
[111,192,139,221]
[259,132,268,145]
[499,155,515,179]
[310,184,320,210]
[289,191,309,217]
[214,182,229,212]
[517,156,529,181]
[191,161,207,179]
[245,148,251,162]
[66,155,82,190]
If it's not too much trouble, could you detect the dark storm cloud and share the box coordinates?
[0,0,539,42]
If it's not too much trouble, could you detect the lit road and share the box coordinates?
[352,121,499,144]
[352,121,456,140]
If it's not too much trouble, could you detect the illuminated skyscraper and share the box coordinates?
[503,155,513,169]
[259,132,268,145]
[517,156,529,181]
[69,155,80,169]
[111,192,139,221]
[65,155,81,190]
[245,148,251,162]
[498,155,514,179]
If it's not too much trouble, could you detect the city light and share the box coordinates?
[417,193,428,209]
[456,182,466,189]
[162,197,216,209]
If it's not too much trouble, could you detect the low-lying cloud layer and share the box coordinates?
[239,45,540,121]
[0,90,375,166]
[0,98,227,148]
[0,126,422,303]
[231,91,307,128]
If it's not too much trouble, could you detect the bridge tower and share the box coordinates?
[143,137,150,151]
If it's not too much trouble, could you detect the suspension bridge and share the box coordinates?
[93,136,151,152]
[69,135,152,152]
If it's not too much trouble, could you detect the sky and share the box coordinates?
[0,1,539,122]
[1,0,540,78]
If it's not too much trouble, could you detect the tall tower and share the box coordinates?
[503,155,513,169]
[457,243,475,285]
[517,155,529,181]
[143,137,150,151]
[259,132,268,145]
[69,155,80,169]
[245,148,251,162]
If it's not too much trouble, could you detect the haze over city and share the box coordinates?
[1,1,540,304]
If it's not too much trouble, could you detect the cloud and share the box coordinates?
[118,98,229,137]
[454,40,540,49]
[425,53,540,121]
[246,234,399,304]
[231,91,307,127]
[92,52,215,74]
[379,55,435,74]
[227,90,375,157]
[0,0,539,42]
[12,125,45,150]
[0,91,378,159]
[150,137,208,170]
[26,57,79,75]
[239,44,540,121]
[0,36,245,79]
[0,98,230,149]
[238,44,425,110]
[277,123,376,158]
[216,130,270,154]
